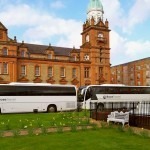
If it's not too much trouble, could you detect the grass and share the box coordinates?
[0,111,90,131]
[0,111,150,150]
[0,128,150,150]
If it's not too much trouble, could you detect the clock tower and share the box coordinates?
[80,0,111,85]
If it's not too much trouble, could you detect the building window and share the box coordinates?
[21,65,26,76]
[117,76,121,82]
[137,81,141,86]
[60,67,65,77]
[137,66,141,70]
[72,68,76,78]
[84,67,90,78]
[0,31,3,39]
[130,74,134,80]
[117,70,121,74]
[3,63,8,74]
[48,54,52,59]
[2,48,8,56]
[0,63,2,74]
[48,67,53,77]
[99,67,103,75]
[72,55,77,61]
[137,73,140,79]
[146,64,150,69]
[35,66,40,76]
[85,34,89,42]
[21,50,25,57]
[130,81,134,86]
[146,71,150,78]
[130,67,134,72]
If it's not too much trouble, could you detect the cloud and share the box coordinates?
[50,1,65,9]
[110,31,127,65]
[110,30,150,65]
[23,19,82,48]
[0,4,41,26]
[122,0,150,33]
[0,0,149,66]
[0,2,82,48]
[102,0,150,65]
[125,40,150,59]
[101,0,123,29]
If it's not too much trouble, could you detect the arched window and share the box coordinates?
[85,34,89,42]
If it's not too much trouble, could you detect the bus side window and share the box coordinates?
[90,87,98,100]
[85,89,91,100]
[119,87,129,94]
[130,87,140,94]
[105,87,118,94]
[145,87,150,94]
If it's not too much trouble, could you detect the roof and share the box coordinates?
[111,57,150,67]
[17,43,80,56]
[0,22,7,30]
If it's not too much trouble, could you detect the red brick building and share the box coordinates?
[0,0,111,87]
[111,57,150,86]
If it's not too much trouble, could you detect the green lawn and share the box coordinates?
[0,112,150,150]
[0,111,90,131]
[0,128,150,150]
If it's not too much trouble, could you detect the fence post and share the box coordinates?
[112,102,113,111]
[133,102,135,115]
[90,101,91,118]
[95,102,98,121]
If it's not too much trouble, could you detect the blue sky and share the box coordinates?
[0,0,150,66]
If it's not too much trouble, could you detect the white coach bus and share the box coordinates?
[78,84,150,113]
[0,83,77,113]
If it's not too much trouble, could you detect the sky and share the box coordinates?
[0,0,150,66]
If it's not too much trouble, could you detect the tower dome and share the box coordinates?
[87,0,104,24]
[87,0,103,12]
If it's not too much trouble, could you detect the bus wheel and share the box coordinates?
[47,105,57,113]
[97,103,104,111]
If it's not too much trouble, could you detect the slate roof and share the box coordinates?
[17,43,80,56]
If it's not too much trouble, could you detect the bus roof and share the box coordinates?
[1,82,76,87]
[81,84,150,89]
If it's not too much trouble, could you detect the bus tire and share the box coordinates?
[47,105,57,113]
[97,103,104,111]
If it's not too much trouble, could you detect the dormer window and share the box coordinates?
[21,50,25,57]
[48,54,52,59]
[2,47,8,56]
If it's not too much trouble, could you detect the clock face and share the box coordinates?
[84,54,90,61]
